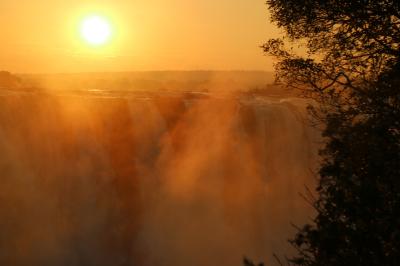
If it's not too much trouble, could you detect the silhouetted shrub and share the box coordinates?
[258,0,400,265]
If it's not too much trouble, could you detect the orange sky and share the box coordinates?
[0,0,281,73]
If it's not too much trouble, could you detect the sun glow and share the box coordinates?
[80,15,112,46]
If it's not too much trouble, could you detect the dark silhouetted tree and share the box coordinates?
[260,0,400,265]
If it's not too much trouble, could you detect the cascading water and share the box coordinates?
[0,75,320,266]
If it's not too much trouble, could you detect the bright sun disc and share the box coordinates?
[80,15,112,46]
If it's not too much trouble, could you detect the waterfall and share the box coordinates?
[0,89,320,266]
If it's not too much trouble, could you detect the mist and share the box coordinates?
[0,71,320,266]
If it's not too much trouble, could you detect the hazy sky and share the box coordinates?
[0,0,281,73]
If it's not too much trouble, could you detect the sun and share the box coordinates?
[80,15,112,46]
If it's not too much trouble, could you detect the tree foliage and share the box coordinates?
[261,0,400,265]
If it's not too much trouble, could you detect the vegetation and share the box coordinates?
[253,0,400,265]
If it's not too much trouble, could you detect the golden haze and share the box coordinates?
[0,0,280,73]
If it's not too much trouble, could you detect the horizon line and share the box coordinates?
[14,69,275,76]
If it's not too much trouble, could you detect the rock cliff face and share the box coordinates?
[0,88,320,266]
[0,71,21,89]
